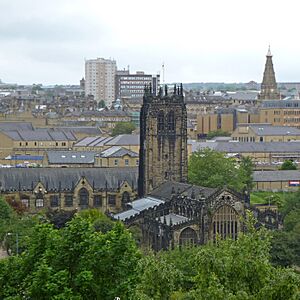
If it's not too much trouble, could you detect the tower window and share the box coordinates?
[167,111,175,131]
[157,111,164,132]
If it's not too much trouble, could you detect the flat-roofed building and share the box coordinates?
[259,100,300,128]
[85,58,117,107]
[115,70,160,100]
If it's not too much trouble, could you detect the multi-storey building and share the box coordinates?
[85,58,117,107]
[231,123,300,142]
[259,100,300,128]
[115,70,160,100]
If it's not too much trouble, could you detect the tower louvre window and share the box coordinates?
[157,111,164,132]
[167,111,175,131]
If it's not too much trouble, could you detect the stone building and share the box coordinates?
[138,85,188,197]
[114,85,280,251]
[0,168,138,214]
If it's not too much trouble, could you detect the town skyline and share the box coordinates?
[1,0,300,85]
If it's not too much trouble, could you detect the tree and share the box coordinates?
[98,100,106,108]
[280,159,297,170]
[131,212,300,299]
[206,130,231,140]
[188,149,253,192]
[0,212,140,299]
[112,122,136,136]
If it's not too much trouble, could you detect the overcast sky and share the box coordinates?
[1,0,300,85]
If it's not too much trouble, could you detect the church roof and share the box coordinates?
[114,196,164,221]
[149,181,217,201]
[0,167,138,191]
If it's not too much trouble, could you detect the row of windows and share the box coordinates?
[21,194,116,208]
[284,118,300,123]
[232,136,256,142]
[113,159,139,166]
[284,110,300,115]
[19,142,67,147]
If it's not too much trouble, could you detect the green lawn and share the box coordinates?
[250,191,293,205]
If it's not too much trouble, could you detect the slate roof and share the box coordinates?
[191,141,300,153]
[2,129,77,141]
[105,134,140,146]
[261,100,300,109]
[248,124,300,136]
[0,122,33,131]
[46,151,97,164]
[0,167,138,191]
[149,181,217,201]
[100,146,138,158]
[38,127,102,135]
[74,136,113,147]
[253,170,300,182]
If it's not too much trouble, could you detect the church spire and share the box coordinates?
[259,46,280,100]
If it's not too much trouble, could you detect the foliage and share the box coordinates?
[131,212,300,299]
[270,190,300,267]
[0,197,40,255]
[0,197,14,221]
[206,130,231,140]
[98,100,106,108]
[250,191,290,205]
[280,159,297,170]
[0,214,140,299]
[188,149,253,192]
[6,197,27,215]
[78,208,114,233]
[112,122,136,136]
[46,209,76,229]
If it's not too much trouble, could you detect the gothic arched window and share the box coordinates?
[157,111,164,132]
[122,191,130,204]
[167,111,175,131]
[179,227,197,246]
[212,205,239,240]
[35,192,44,208]
[79,188,89,207]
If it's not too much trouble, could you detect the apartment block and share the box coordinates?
[85,58,117,107]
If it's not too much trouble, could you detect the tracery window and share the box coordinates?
[167,111,175,131]
[157,111,164,132]
[79,188,89,207]
[35,192,44,208]
[212,205,239,240]
[179,227,197,246]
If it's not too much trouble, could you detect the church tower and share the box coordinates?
[138,84,188,197]
[258,46,280,100]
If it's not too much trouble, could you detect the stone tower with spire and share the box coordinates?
[138,84,188,197]
[258,46,280,100]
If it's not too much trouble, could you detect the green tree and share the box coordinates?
[0,212,140,299]
[112,122,136,136]
[131,212,300,299]
[280,159,297,170]
[98,100,106,108]
[188,149,253,192]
